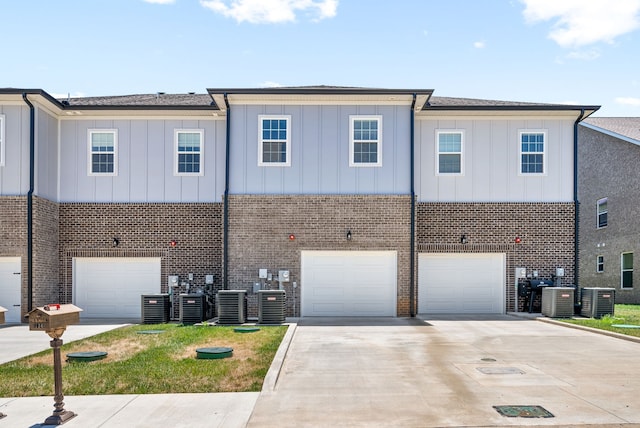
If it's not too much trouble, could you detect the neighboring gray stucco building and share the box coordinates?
[578,118,640,303]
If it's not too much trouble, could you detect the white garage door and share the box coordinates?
[0,257,22,323]
[301,251,397,317]
[73,257,161,319]
[419,253,505,314]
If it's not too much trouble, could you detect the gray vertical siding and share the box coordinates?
[35,108,59,201]
[59,118,225,203]
[229,104,412,195]
[415,117,575,202]
[0,105,30,195]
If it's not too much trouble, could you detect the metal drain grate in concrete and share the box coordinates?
[493,405,554,418]
[477,366,525,375]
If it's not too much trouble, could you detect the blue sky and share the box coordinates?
[2,0,640,116]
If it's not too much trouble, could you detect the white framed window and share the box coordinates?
[0,114,5,166]
[597,198,608,229]
[88,129,117,176]
[596,255,604,273]
[519,130,546,175]
[175,129,204,176]
[621,252,634,289]
[350,116,382,167]
[259,115,291,167]
[436,130,464,175]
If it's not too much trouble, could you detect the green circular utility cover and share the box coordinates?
[196,347,233,359]
[66,351,108,362]
[137,330,165,334]
[234,327,260,333]
[612,324,640,329]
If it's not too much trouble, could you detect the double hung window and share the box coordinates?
[259,115,290,166]
[622,253,634,289]
[519,131,546,174]
[0,114,5,166]
[436,130,464,175]
[597,198,608,228]
[350,116,382,167]
[88,130,117,175]
[596,255,604,273]
[175,130,204,175]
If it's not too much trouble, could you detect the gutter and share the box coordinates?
[410,94,416,317]
[573,108,585,311]
[22,93,35,313]
[223,93,230,290]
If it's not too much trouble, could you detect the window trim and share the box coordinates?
[435,129,465,176]
[258,115,291,167]
[349,115,383,167]
[87,129,118,176]
[174,129,204,176]
[621,252,634,289]
[596,255,604,273]
[597,197,608,229]
[518,130,547,176]
[0,114,5,167]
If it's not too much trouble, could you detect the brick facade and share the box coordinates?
[227,195,412,317]
[0,197,27,318]
[58,202,223,317]
[417,202,576,312]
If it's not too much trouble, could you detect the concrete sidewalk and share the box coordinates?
[2,316,640,427]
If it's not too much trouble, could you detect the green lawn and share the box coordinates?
[558,304,640,338]
[0,323,287,397]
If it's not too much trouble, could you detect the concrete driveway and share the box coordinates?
[248,315,640,427]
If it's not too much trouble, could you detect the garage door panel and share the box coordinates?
[419,253,504,314]
[302,251,397,317]
[74,257,161,319]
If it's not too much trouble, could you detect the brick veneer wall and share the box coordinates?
[59,203,223,318]
[0,196,27,318]
[32,196,60,307]
[417,202,576,312]
[227,195,412,317]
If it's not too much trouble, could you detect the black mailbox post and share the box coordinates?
[28,304,83,425]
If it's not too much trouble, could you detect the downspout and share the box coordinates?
[409,94,417,317]
[22,93,35,313]
[573,108,585,312]
[223,94,231,290]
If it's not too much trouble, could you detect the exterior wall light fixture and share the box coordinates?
[288,234,296,241]
[514,236,522,244]
[460,234,468,244]
[170,240,177,248]
[112,237,119,247]
[346,230,352,241]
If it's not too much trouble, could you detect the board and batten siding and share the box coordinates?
[415,117,575,202]
[229,104,412,195]
[59,118,225,203]
[35,108,59,201]
[0,105,30,196]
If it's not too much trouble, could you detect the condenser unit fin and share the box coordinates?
[258,290,286,324]
[217,290,247,324]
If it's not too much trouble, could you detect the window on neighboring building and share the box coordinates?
[175,129,204,175]
[436,130,464,175]
[622,252,634,289]
[596,255,604,273]
[0,114,5,166]
[519,131,546,174]
[597,198,608,229]
[259,115,291,166]
[350,116,382,167]
[88,130,117,175]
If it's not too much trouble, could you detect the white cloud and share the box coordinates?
[260,81,284,87]
[200,0,338,24]
[566,49,601,60]
[615,97,640,107]
[143,0,176,4]
[473,41,485,49]
[521,0,640,47]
